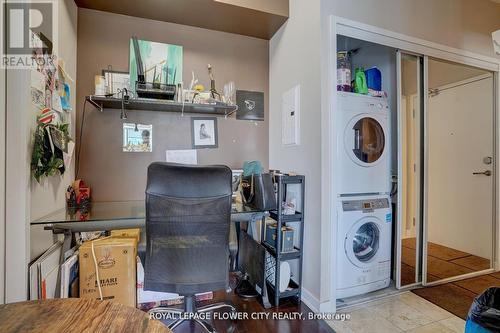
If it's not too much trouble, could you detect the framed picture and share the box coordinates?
[236,90,264,121]
[123,123,153,152]
[191,117,218,149]
[102,69,130,95]
[129,38,183,90]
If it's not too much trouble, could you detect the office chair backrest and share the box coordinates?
[144,162,232,295]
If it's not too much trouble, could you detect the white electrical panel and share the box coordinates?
[282,85,300,146]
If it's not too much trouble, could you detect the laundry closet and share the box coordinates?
[334,34,496,307]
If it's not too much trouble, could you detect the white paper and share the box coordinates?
[52,92,63,113]
[63,141,75,169]
[166,149,197,165]
[31,70,45,108]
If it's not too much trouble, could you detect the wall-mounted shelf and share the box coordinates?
[86,95,238,117]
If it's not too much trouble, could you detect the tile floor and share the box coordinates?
[327,292,466,332]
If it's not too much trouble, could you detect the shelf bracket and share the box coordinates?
[225,105,238,119]
[88,95,103,112]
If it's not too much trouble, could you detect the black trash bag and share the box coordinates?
[468,287,500,332]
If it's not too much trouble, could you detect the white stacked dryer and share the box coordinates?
[336,92,392,299]
[337,92,391,196]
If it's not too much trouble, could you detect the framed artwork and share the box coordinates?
[129,38,183,90]
[236,90,264,121]
[123,123,153,152]
[191,117,218,149]
[102,69,130,95]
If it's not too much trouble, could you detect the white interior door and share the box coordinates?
[423,73,495,285]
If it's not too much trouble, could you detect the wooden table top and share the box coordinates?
[0,298,172,333]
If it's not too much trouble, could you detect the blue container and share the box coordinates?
[465,319,492,333]
[365,67,382,91]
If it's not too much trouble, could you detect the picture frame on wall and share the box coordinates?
[236,90,264,121]
[102,69,130,95]
[191,117,218,149]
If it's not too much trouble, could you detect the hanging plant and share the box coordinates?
[31,122,72,182]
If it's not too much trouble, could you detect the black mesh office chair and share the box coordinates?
[144,162,236,332]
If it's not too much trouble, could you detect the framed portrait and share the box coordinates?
[191,117,218,149]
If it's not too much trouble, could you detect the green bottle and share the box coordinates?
[354,67,368,94]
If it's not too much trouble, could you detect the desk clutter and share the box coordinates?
[29,229,213,311]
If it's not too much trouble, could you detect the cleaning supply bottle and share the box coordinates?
[354,67,368,94]
[337,51,352,92]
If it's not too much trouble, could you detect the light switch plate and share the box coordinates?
[282,85,300,146]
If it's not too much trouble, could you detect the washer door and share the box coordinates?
[345,217,381,268]
[344,115,386,167]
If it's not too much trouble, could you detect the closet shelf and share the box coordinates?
[86,95,238,117]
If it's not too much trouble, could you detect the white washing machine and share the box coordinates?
[337,92,391,195]
[336,195,392,299]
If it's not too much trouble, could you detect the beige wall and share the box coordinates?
[76,9,269,201]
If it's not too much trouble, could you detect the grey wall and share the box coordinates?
[76,9,269,201]
[5,0,78,302]
[270,0,323,306]
[328,0,500,59]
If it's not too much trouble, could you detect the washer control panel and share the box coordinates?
[342,198,389,212]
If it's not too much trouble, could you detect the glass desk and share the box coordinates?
[31,200,266,231]
[31,200,270,308]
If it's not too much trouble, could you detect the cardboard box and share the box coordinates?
[110,228,141,243]
[136,256,213,311]
[79,237,137,307]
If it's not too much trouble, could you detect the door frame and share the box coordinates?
[396,51,423,289]
[422,72,496,287]
[327,15,500,312]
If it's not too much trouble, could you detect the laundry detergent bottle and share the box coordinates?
[354,67,368,94]
[337,51,352,92]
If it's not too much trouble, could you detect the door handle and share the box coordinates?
[473,170,492,176]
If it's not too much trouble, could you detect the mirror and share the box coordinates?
[399,53,422,287]
[123,123,153,152]
[425,58,493,283]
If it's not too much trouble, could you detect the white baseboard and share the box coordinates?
[301,288,334,313]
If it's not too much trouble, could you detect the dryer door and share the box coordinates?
[345,115,386,167]
[345,217,382,268]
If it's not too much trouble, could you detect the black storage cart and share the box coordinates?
[262,173,305,306]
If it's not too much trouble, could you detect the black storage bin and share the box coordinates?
[466,287,500,333]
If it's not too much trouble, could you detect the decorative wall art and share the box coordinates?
[236,90,264,121]
[129,38,183,90]
[102,69,130,95]
[191,117,218,149]
[123,123,153,152]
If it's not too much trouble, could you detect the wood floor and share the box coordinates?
[401,237,490,285]
[153,274,334,333]
[401,237,499,319]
